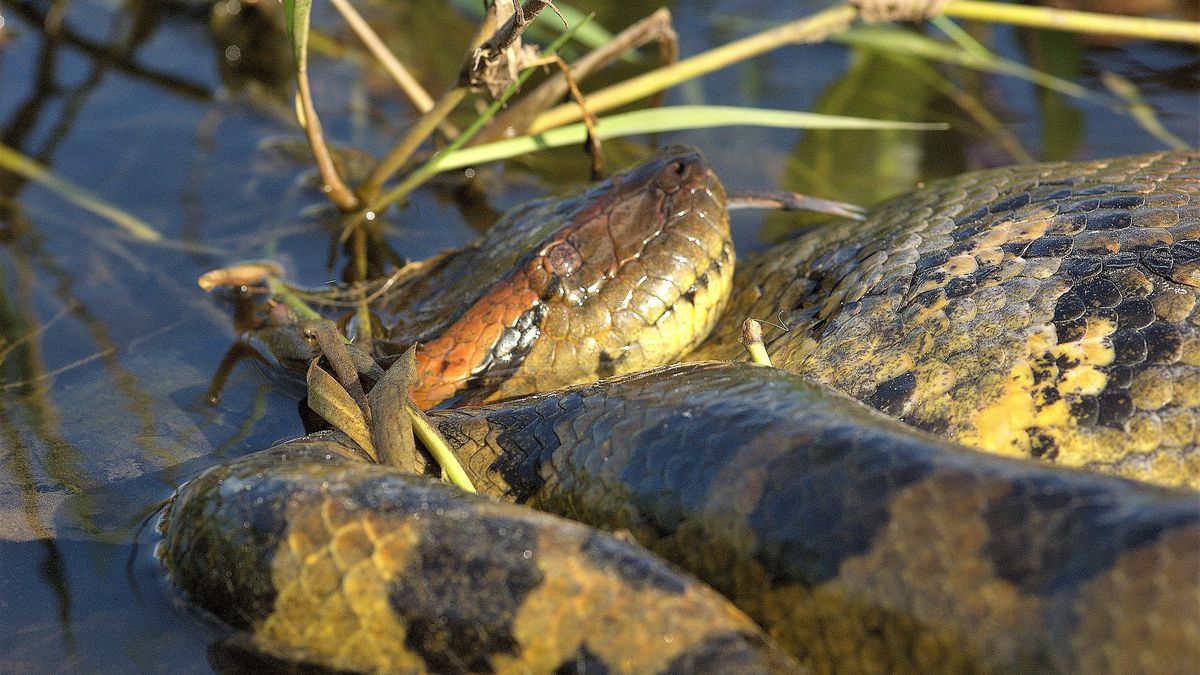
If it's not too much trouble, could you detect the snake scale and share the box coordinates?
[161,149,1200,673]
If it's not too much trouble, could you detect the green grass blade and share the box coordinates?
[369,16,591,211]
[435,105,947,171]
[0,142,161,241]
[831,26,1108,106]
[282,0,313,69]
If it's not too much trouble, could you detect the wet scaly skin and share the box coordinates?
[694,151,1200,487]
[161,434,801,674]
[430,362,1200,674]
[173,151,1200,673]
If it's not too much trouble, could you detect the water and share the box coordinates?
[0,0,1196,671]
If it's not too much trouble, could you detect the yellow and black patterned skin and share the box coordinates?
[168,150,1200,673]
[430,362,1200,674]
[162,434,801,674]
[693,151,1200,487]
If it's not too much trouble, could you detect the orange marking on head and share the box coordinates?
[410,277,542,409]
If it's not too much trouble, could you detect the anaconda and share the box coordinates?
[160,434,799,673]
[166,150,1200,673]
[693,150,1200,488]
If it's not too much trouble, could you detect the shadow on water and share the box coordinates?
[0,0,1196,670]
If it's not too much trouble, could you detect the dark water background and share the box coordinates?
[0,0,1196,671]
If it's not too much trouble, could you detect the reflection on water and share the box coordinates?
[0,0,1196,670]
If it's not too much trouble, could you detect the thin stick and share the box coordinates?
[741,319,773,367]
[326,0,460,139]
[360,86,467,202]
[528,1,1200,133]
[528,5,858,133]
[943,0,1200,44]
[368,20,587,212]
[296,76,360,210]
[409,402,477,493]
[328,0,434,111]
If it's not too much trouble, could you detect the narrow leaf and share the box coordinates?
[435,105,947,171]
[282,0,313,70]
[307,360,377,461]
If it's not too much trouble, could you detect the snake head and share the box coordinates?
[406,147,733,408]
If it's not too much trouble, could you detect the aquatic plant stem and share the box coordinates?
[368,19,587,212]
[360,86,467,201]
[327,0,436,114]
[528,1,1200,133]
[408,401,477,493]
[943,1,1200,44]
[528,5,859,133]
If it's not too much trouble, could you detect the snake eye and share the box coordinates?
[545,241,583,277]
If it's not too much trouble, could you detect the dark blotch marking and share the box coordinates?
[1141,247,1175,277]
[865,372,917,416]
[579,532,687,595]
[748,422,935,585]
[980,478,1200,595]
[1054,317,1087,344]
[553,646,610,675]
[1084,211,1133,231]
[596,350,620,379]
[1099,195,1145,209]
[390,515,544,672]
[1052,293,1085,322]
[945,276,977,298]
[1144,322,1184,364]
[989,192,1032,213]
[1097,391,1134,428]
[1110,330,1148,366]
[168,466,294,629]
[914,250,951,274]
[1062,256,1103,279]
[911,289,944,309]
[1115,298,1155,331]
[1077,184,1121,197]
[486,392,588,502]
[953,206,991,230]
[1061,198,1100,214]
[1025,235,1073,258]
[1030,354,1055,385]
[1029,430,1058,460]
[968,264,1001,287]
[1104,251,1141,269]
[1001,240,1031,256]
[1106,366,1133,389]
[1076,277,1121,309]
[1069,396,1100,427]
[1173,240,1200,262]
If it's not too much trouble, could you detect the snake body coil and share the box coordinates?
[165,150,1200,673]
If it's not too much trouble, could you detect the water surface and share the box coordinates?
[1,0,1196,671]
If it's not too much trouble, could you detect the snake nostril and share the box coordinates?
[656,158,694,190]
